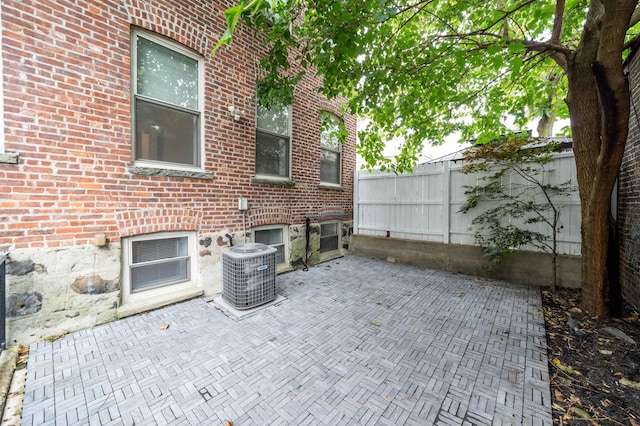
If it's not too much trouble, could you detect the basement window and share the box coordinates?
[253,225,287,265]
[320,222,340,255]
[121,231,199,309]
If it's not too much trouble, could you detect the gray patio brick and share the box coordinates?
[19,256,552,425]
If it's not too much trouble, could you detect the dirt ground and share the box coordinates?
[542,288,640,425]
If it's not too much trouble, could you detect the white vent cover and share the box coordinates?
[222,243,277,309]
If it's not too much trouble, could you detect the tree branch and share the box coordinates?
[550,0,566,44]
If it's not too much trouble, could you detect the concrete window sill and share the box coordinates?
[127,165,214,180]
[251,176,296,187]
[318,183,344,191]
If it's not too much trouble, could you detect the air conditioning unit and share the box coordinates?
[222,243,277,310]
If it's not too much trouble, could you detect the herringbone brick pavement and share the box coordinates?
[21,256,552,425]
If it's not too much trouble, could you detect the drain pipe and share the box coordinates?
[302,213,353,271]
[303,217,310,271]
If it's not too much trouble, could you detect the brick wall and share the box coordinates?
[0,0,355,343]
[0,0,355,248]
[620,47,640,310]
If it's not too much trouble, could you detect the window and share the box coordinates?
[121,231,199,313]
[132,29,202,167]
[128,234,191,292]
[253,225,287,265]
[256,103,291,178]
[320,113,342,185]
[320,222,340,253]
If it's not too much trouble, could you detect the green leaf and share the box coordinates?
[570,407,592,419]
[507,42,525,54]
[373,11,388,22]
[211,3,246,54]
[509,57,524,75]
[487,44,502,55]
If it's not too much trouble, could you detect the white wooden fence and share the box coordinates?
[353,151,582,256]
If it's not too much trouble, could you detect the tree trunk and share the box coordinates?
[537,113,555,138]
[564,0,634,317]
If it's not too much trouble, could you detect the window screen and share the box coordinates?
[256,103,290,178]
[133,31,201,166]
[130,236,190,291]
[254,227,285,264]
[320,222,339,253]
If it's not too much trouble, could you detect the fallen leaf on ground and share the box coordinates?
[599,349,612,355]
[569,394,582,404]
[224,421,234,426]
[601,399,612,407]
[570,407,592,419]
[554,389,563,401]
[552,358,582,376]
[569,307,582,314]
[620,377,640,390]
[159,324,170,330]
[376,301,382,305]
[383,396,390,402]
[370,321,381,326]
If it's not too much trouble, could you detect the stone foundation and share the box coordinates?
[5,220,353,345]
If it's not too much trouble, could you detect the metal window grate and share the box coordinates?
[222,243,277,310]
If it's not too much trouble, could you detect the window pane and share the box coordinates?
[320,236,339,252]
[321,223,338,237]
[135,99,199,165]
[132,237,188,263]
[274,245,285,264]
[131,258,189,291]
[320,114,341,151]
[257,104,289,135]
[256,131,289,177]
[255,229,283,245]
[137,36,198,110]
[320,149,340,184]
[320,222,339,253]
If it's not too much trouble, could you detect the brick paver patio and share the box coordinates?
[21,256,552,425]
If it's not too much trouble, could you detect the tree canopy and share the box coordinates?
[215,0,640,316]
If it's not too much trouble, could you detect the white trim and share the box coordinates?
[320,112,342,185]
[130,28,205,171]
[255,103,292,180]
[319,221,341,260]
[252,224,290,271]
[121,231,199,310]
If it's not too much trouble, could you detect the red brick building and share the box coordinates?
[0,0,355,344]
[620,45,640,311]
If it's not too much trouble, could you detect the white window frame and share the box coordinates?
[319,221,341,259]
[319,112,342,186]
[121,231,198,307]
[252,224,289,270]
[131,28,205,172]
[255,103,292,181]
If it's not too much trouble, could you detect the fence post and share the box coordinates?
[353,170,359,235]
[442,161,451,244]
